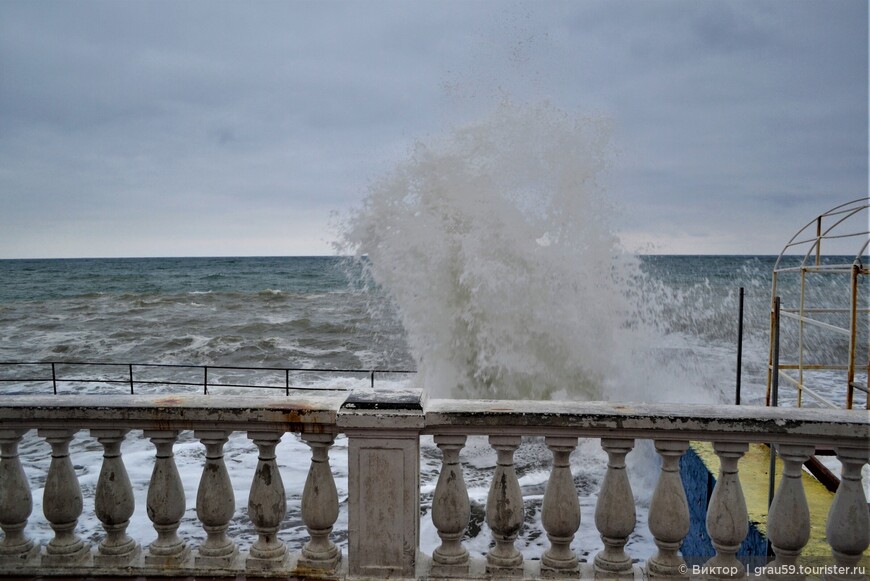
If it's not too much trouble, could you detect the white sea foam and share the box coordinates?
[337,101,718,408]
[333,102,732,561]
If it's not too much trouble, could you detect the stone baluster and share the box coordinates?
[91,429,140,566]
[826,447,869,580]
[704,441,748,578]
[431,434,471,576]
[594,438,636,577]
[766,444,814,578]
[298,432,341,571]
[144,429,190,567]
[0,429,38,565]
[246,431,288,570]
[486,434,524,576]
[39,428,89,566]
[194,430,238,568]
[541,436,580,576]
[647,439,690,578]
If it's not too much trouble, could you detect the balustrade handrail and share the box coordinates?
[421,398,869,447]
[2,394,865,445]
[0,391,867,579]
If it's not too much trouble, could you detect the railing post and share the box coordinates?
[647,439,690,578]
[486,434,524,576]
[594,438,636,577]
[705,441,749,578]
[541,436,580,576]
[91,429,140,566]
[194,430,238,569]
[766,444,813,579]
[736,286,744,405]
[431,434,470,577]
[298,431,341,572]
[143,429,190,567]
[246,430,289,571]
[39,428,89,566]
[826,447,869,580]
[337,389,424,579]
[0,429,38,565]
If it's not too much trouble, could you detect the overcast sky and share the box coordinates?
[1,0,867,258]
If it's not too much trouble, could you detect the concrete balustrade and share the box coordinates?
[594,437,636,577]
[39,428,88,566]
[0,392,866,580]
[0,429,38,565]
[92,428,139,566]
[648,439,691,578]
[194,429,238,568]
[431,434,471,576]
[540,436,581,576]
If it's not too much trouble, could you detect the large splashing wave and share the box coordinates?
[338,103,718,403]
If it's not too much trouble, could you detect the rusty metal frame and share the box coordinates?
[766,197,869,410]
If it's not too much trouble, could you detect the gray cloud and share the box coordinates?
[0,0,866,258]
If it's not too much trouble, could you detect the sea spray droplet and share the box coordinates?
[338,102,659,401]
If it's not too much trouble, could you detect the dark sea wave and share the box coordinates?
[1,254,864,560]
[0,255,864,407]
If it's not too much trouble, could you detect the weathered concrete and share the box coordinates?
[431,434,471,577]
[423,399,869,446]
[39,428,89,566]
[299,432,341,572]
[594,438,636,577]
[0,392,348,432]
[704,442,749,578]
[0,392,866,580]
[485,434,523,576]
[143,430,190,568]
[767,444,814,576]
[338,390,424,579]
[194,429,238,569]
[647,439,691,579]
[540,436,580,577]
[0,429,39,566]
[92,429,140,566]
[246,431,289,571]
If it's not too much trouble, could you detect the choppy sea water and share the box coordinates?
[0,255,865,561]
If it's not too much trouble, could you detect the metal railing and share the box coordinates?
[0,360,417,395]
[765,197,870,410]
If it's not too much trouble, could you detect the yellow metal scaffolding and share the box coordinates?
[766,197,869,410]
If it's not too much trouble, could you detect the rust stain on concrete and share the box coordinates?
[153,396,185,406]
[268,401,321,424]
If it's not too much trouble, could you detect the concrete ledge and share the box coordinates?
[423,400,870,447]
[0,393,348,432]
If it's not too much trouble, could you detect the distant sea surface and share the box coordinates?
[0,254,863,407]
[0,256,411,382]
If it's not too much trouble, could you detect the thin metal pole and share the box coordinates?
[846,263,859,409]
[736,287,744,405]
[797,269,807,407]
[204,366,208,395]
[51,362,57,395]
[815,216,822,266]
[129,364,134,395]
[768,296,781,512]
[370,370,375,389]
[285,369,290,396]
[766,272,779,406]
[772,296,781,408]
